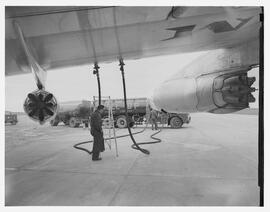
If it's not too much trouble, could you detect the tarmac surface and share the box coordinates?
[5,112,259,206]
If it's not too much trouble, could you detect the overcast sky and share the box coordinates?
[5,51,259,112]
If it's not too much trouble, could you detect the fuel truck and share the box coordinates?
[50,98,191,128]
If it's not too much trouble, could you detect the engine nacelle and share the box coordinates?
[23,89,58,124]
[152,70,256,114]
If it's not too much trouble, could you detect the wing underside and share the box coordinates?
[5,6,261,75]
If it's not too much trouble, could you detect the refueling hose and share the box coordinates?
[131,129,162,151]
[93,62,101,106]
[119,59,150,155]
[73,122,162,156]
[73,60,162,156]
[73,126,148,155]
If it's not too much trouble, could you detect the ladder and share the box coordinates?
[93,96,118,157]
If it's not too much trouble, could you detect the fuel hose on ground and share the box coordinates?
[73,125,147,155]
[73,123,162,156]
[131,129,162,151]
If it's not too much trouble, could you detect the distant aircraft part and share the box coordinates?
[23,89,58,124]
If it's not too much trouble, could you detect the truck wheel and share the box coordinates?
[69,117,79,128]
[116,115,127,128]
[169,116,183,129]
[50,119,59,126]
[103,118,112,128]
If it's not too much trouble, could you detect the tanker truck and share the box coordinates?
[94,97,191,128]
[50,98,191,128]
[50,100,91,127]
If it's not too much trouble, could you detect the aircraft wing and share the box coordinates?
[5,6,261,76]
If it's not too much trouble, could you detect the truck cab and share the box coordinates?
[159,112,191,128]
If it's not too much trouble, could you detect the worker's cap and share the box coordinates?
[97,105,105,110]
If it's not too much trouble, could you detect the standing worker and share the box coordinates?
[160,111,167,128]
[90,105,105,161]
[150,108,158,130]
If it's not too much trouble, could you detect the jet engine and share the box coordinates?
[152,70,256,114]
[23,89,58,124]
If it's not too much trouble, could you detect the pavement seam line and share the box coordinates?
[107,154,140,206]
[4,167,257,181]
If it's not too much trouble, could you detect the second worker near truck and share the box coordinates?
[150,108,158,130]
[90,105,105,161]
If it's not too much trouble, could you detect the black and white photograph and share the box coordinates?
[2,0,267,208]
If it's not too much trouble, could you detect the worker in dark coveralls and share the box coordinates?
[90,105,105,161]
[150,108,158,130]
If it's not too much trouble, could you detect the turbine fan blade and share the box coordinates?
[28,107,38,117]
[38,109,44,122]
[44,93,53,102]
[45,102,54,107]
[44,107,54,116]
[28,102,35,108]
[28,93,38,103]
[38,93,44,101]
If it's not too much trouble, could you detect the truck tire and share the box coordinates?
[69,117,80,128]
[169,116,183,129]
[50,119,59,126]
[116,115,127,128]
[103,118,112,128]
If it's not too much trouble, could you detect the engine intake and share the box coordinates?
[23,89,58,124]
